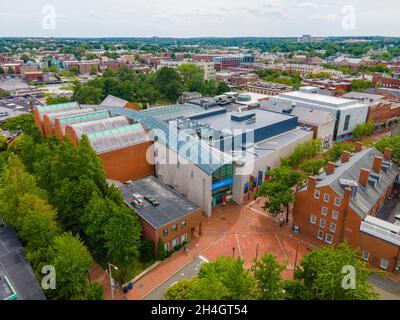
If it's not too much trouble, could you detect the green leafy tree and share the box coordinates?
[139,240,155,262]
[0,114,42,143]
[325,142,354,162]
[176,63,204,92]
[297,242,379,300]
[282,279,312,300]
[153,67,182,102]
[72,80,103,104]
[164,279,195,300]
[103,205,142,265]
[256,166,302,221]
[0,136,7,152]
[186,257,255,300]
[157,238,167,260]
[299,159,325,176]
[49,232,93,300]
[0,154,47,228]
[82,282,103,300]
[46,96,70,105]
[281,139,322,168]
[0,90,11,97]
[350,79,375,92]
[252,253,287,300]
[375,136,400,166]
[352,121,375,139]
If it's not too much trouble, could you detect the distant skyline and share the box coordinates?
[1,0,399,38]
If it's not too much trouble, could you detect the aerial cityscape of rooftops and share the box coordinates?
[1,0,400,308]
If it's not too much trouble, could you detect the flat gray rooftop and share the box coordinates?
[120,176,200,229]
[0,225,46,300]
[192,108,296,133]
[236,127,313,163]
[0,97,40,121]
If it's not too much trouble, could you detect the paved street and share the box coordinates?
[370,274,400,300]
[144,256,208,300]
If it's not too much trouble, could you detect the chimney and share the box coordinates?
[343,187,352,206]
[308,176,317,191]
[359,168,370,187]
[384,148,393,161]
[341,151,351,163]
[373,156,383,174]
[326,162,336,175]
[354,141,363,153]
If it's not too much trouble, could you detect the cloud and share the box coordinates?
[297,1,318,9]
[243,0,288,18]
[311,13,336,21]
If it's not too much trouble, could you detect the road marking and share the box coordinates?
[235,233,243,258]
[199,255,209,263]
[246,205,278,222]
[274,233,287,259]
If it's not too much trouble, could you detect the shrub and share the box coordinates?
[140,240,155,262]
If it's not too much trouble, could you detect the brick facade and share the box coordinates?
[293,147,400,272]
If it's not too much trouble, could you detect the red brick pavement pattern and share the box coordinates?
[100,198,323,300]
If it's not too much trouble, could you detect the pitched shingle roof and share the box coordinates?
[313,148,399,218]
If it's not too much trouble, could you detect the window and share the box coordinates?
[163,229,168,236]
[314,190,320,199]
[362,251,370,261]
[323,193,330,203]
[172,238,179,248]
[321,207,328,216]
[332,210,339,220]
[164,243,169,252]
[334,197,341,207]
[181,220,187,228]
[181,234,187,243]
[380,258,389,270]
[172,224,177,232]
[326,234,333,244]
[343,115,351,131]
[330,223,337,233]
[317,230,324,240]
[310,215,317,225]
[320,218,326,228]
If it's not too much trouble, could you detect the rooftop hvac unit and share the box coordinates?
[245,117,257,125]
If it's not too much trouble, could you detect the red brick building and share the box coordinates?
[372,73,400,90]
[342,92,400,128]
[120,176,203,255]
[34,101,154,183]
[293,143,400,272]
[23,71,44,82]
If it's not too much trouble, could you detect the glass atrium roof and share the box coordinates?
[140,104,205,122]
[87,123,148,154]
[36,102,80,119]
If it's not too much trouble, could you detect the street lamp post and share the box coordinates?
[293,243,299,280]
[108,262,118,300]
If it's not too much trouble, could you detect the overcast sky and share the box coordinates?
[1,0,399,38]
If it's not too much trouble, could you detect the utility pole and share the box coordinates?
[293,242,300,280]
[108,262,118,300]
[255,243,259,260]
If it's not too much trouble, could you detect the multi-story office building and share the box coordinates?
[193,54,254,71]
[269,88,369,141]
[247,81,293,96]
